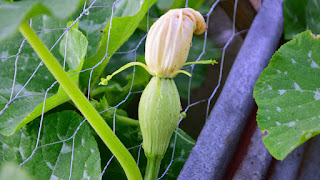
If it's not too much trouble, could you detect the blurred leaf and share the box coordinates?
[283,0,320,40]
[156,0,175,11]
[305,0,320,34]
[254,31,320,160]
[0,163,33,180]
[175,37,221,99]
[0,0,84,41]
[156,0,204,12]
[0,111,101,179]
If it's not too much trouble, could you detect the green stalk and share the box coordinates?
[19,21,142,180]
[145,155,163,180]
[115,115,139,126]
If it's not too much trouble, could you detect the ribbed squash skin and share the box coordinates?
[139,77,181,157]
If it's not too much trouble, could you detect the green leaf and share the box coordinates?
[79,0,147,57]
[0,111,101,179]
[253,31,320,160]
[80,0,157,91]
[59,21,87,71]
[283,0,320,40]
[0,0,84,41]
[0,19,88,135]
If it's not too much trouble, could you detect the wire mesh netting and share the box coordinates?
[0,0,250,179]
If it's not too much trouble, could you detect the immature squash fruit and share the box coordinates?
[139,77,180,157]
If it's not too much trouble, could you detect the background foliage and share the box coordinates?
[0,0,219,178]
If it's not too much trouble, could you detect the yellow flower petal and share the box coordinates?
[145,8,206,78]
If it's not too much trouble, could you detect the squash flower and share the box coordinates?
[145,8,207,78]
[99,8,216,180]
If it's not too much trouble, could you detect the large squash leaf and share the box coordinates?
[254,31,320,160]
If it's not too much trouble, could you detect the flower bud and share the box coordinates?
[145,8,206,78]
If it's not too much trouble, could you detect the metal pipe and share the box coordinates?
[179,0,284,179]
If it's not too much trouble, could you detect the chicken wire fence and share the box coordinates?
[0,0,246,179]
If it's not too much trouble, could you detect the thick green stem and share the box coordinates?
[144,155,163,180]
[19,21,142,180]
